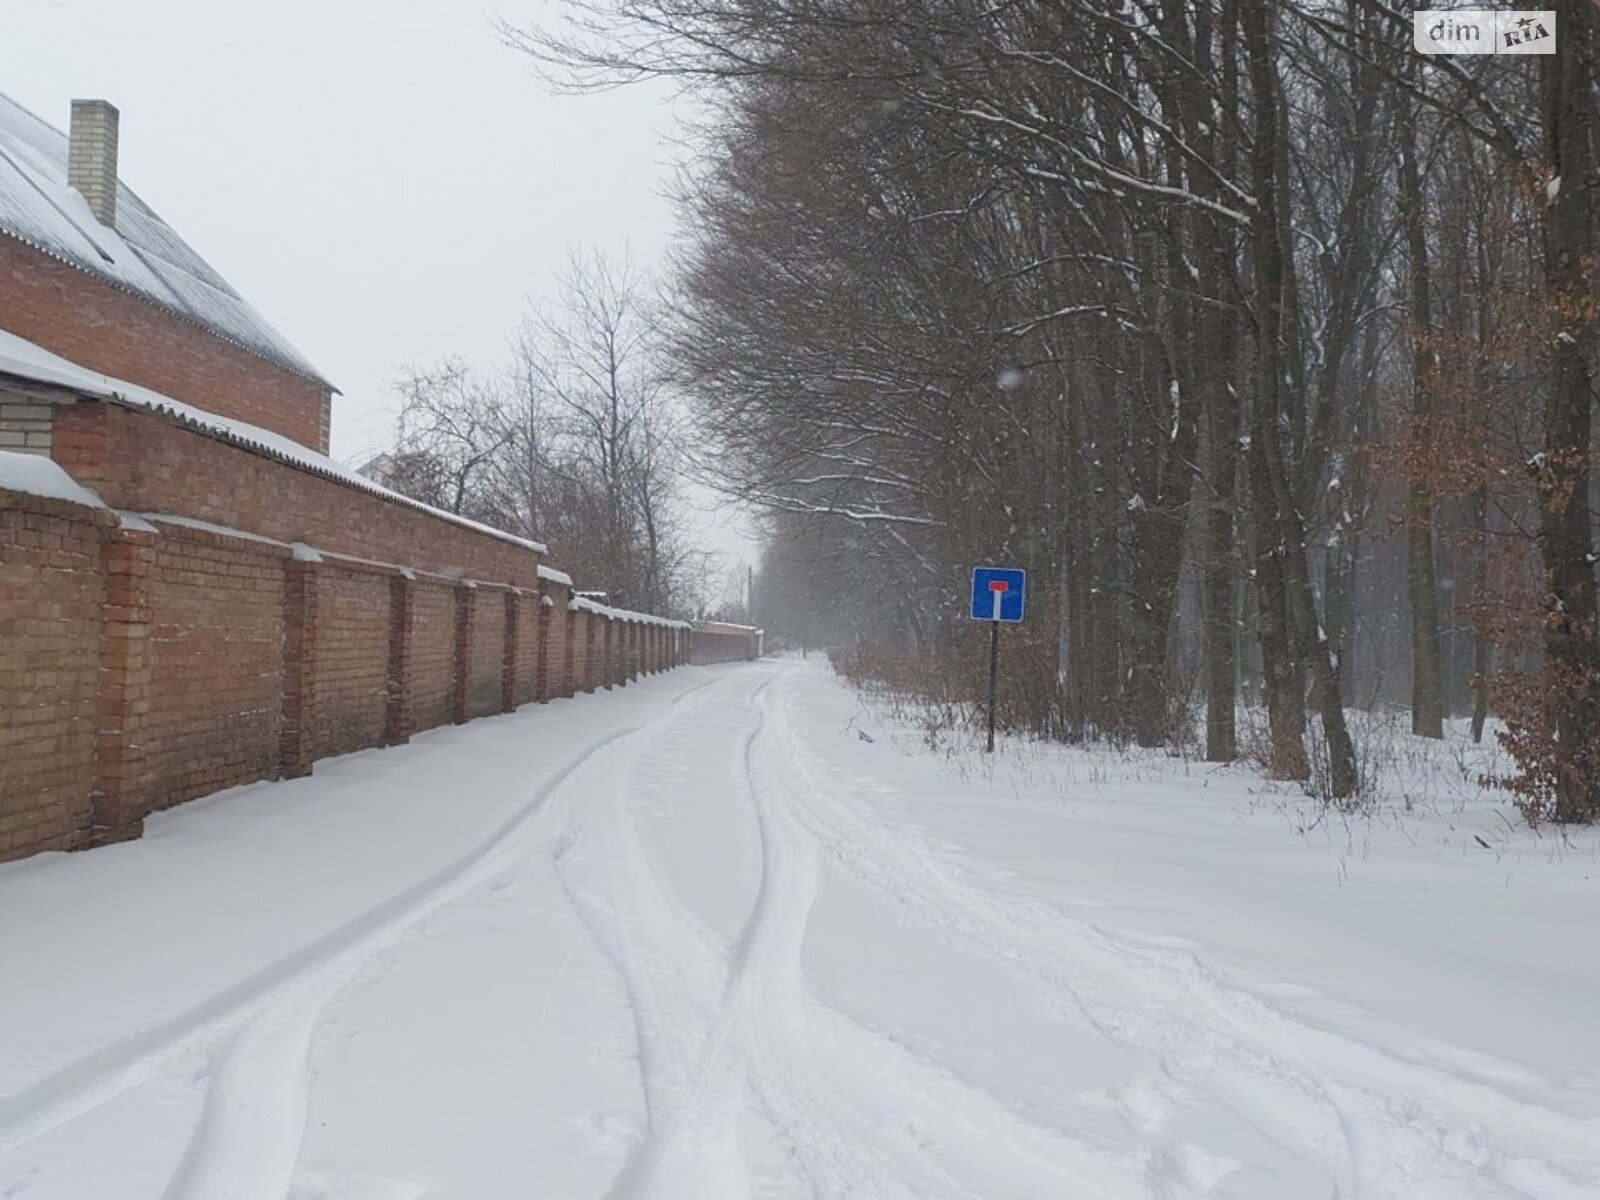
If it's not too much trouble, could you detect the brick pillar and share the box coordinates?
[452,583,474,724]
[600,619,613,690]
[535,584,552,702]
[385,572,413,746]
[90,523,155,845]
[502,590,520,713]
[279,556,320,779]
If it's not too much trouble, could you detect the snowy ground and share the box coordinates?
[1,659,1596,1199]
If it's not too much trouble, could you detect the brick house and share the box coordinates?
[0,93,688,864]
[0,93,336,452]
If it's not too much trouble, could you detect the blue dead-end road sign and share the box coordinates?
[970,566,1026,622]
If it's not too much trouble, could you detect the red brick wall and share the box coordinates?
[603,618,620,688]
[0,235,331,452]
[588,611,601,691]
[409,581,456,733]
[514,592,540,706]
[0,490,109,858]
[692,628,760,664]
[467,588,506,719]
[308,563,390,762]
[0,431,689,866]
[544,586,571,699]
[144,526,286,812]
[52,402,540,587]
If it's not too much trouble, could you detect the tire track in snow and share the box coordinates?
[567,666,1154,1199]
[741,677,1153,1200]
[559,669,941,1199]
[557,679,759,1198]
[726,675,965,1199]
[776,682,1600,1200]
[159,673,740,1200]
[0,673,729,1197]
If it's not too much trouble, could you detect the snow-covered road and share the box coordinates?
[1,661,1596,1199]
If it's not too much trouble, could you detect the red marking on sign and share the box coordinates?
[989,580,1008,592]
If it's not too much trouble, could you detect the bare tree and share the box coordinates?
[374,248,696,616]
[388,359,511,517]
[501,0,1598,817]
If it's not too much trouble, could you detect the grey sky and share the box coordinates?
[3,0,757,576]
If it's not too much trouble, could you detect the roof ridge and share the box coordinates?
[0,89,335,391]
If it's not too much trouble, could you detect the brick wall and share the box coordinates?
[545,583,571,699]
[0,489,110,859]
[51,401,540,588]
[514,591,540,707]
[579,611,598,694]
[307,562,390,762]
[144,526,287,812]
[606,619,622,689]
[0,234,332,452]
[0,433,690,866]
[466,587,507,719]
[0,394,54,456]
[691,627,761,664]
[409,581,456,734]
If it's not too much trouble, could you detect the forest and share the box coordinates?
[388,1,1597,821]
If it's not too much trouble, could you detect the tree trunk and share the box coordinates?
[1536,0,1599,821]
[1244,0,1358,800]
[1203,375,1240,762]
[1398,112,1445,738]
[1470,486,1491,745]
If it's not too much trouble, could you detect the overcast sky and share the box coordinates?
[3,0,758,575]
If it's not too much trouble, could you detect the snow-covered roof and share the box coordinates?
[0,91,333,390]
[0,328,547,557]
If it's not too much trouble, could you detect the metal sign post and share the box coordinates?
[969,567,1026,753]
[986,599,1001,752]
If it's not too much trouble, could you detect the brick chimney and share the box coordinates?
[68,99,120,227]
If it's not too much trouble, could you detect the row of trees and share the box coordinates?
[370,250,699,615]
[507,1,1596,819]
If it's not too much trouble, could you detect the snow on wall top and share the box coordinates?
[693,619,762,636]
[537,564,574,588]
[569,594,689,630]
[0,91,333,390]
[0,447,106,508]
[0,328,547,557]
